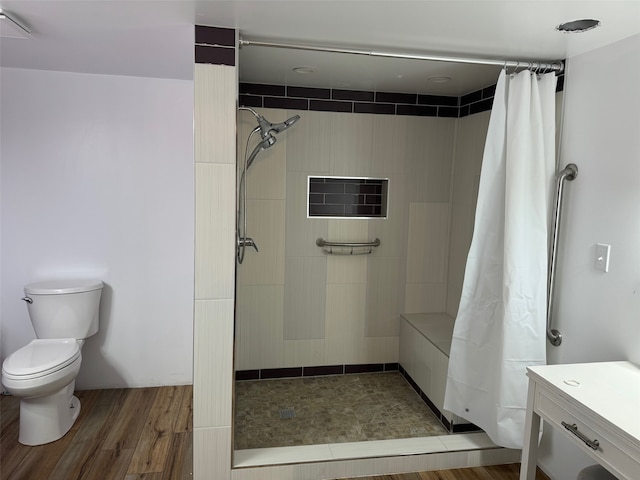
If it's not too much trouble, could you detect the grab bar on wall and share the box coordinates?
[547,163,578,346]
[316,237,381,255]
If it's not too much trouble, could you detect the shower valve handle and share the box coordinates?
[241,237,259,252]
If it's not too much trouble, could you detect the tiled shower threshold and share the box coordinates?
[233,431,507,468]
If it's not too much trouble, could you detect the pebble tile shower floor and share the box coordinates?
[234,372,447,449]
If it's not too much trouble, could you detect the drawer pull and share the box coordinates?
[561,421,600,450]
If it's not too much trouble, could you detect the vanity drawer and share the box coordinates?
[535,387,639,480]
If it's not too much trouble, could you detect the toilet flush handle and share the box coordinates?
[21,296,33,304]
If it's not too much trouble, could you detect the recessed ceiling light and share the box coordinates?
[556,19,601,33]
[293,66,317,74]
[428,75,452,84]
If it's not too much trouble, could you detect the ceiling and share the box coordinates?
[2,1,640,96]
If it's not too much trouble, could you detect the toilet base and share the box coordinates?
[18,381,81,446]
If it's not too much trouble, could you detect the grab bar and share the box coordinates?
[316,237,381,255]
[316,238,381,248]
[547,163,578,346]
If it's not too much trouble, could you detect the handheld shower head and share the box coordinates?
[246,134,276,169]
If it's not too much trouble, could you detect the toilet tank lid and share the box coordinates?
[24,279,103,295]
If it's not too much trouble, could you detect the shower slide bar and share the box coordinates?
[316,237,381,255]
[547,163,578,347]
[239,38,564,73]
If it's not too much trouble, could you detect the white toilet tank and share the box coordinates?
[24,279,103,340]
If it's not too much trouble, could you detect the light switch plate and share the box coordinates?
[595,243,611,272]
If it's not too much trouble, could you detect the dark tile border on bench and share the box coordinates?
[399,363,482,434]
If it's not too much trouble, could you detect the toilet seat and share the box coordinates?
[2,339,80,380]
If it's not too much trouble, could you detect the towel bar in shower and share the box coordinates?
[316,237,380,255]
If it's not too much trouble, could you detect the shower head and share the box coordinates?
[258,114,301,137]
[239,107,301,139]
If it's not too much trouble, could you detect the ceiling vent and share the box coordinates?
[556,19,601,33]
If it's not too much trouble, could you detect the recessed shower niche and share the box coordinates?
[307,176,389,218]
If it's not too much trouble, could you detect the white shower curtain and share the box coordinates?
[443,70,557,449]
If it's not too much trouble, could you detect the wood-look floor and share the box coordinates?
[342,463,550,480]
[2,385,550,480]
[1,385,192,480]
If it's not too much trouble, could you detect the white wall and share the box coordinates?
[538,33,640,479]
[0,67,195,389]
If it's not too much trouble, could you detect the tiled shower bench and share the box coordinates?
[399,313,476,432]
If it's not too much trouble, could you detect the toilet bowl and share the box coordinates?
[2,339,83,445]
[1,279,102,445]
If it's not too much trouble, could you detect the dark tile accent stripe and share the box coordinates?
[397,104,438,117]
[441,415,452,431]
[260,367,303,379]
[482,84,496,99]
[399,362,480,433]
[345,363,385,374]
[240,83,285,96]
[194,26,236,66]
[195,45,235,66]
[288,86,331,99]
[238,71,565,119]
[239,82,462,118]
[452,422,482,433]
[418,94,459,107]
[195,26,235,47]
[376,91,417,104]
[458,72,565,117]
[354,102,395,115]
[460,89,482,106]
[421,390,440,417]
[333,89,375,102]
[303,365,344,376]
[310,99,353,113]
[239,94,262,108]
[235,370,259,381]
[264,96,309,110]
[236,363,398,381]
[469,97,494,115]
[438,106,460,118]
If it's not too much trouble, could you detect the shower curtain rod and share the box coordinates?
[239,38,565,73]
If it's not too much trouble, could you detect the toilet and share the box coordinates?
[1,279,103,446]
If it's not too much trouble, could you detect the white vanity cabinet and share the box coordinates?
[520,361,640,480]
